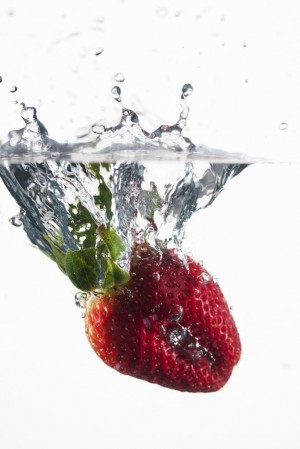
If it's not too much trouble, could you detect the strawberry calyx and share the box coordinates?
[44,163,130,292]
[45,224,130,292]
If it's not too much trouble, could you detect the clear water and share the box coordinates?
[0,86,248,291]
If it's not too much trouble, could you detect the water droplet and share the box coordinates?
[201,272,210,284]
[95,47,104,56]
[243,42,247,47]
[153,272,160,281]
[221,41,226,46]
[13,100,18,104]
[74,291,88,308]
[114,72,125,82]
[81,312,86,319]
[181,83,193,99]
[10,86,17,93]
[9,215,22,227]
[160,325,166,335]
[0,76,3,83]
[279,122,288,130]
[213,276,219,285]
[92,124,105,134]
[111,85,122,102]
[169,304,183,321]
[143,318,151,329]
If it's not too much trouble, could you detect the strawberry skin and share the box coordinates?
[85,244,241,392]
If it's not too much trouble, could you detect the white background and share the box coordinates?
[1,1,300,449]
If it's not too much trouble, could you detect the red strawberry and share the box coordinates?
[85,243,241,392]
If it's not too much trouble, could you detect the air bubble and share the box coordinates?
[75,291,88,308]
[160,325,167,335]
[213,276,218,285]
[153,272,160,281]
[243,42,247,47]
[114,72,125,83]
[0,76,2,83]
[201,273,210,284]
[169,304,183,321]
[143,318,151,329]
[279,122,288,130]
[9,215,22,227]
[10,86,17,93]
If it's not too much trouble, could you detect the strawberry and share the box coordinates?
[85,243,241,393]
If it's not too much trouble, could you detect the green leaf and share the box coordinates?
[68,201,98,249]
[97,225,126,261]
[88,163,113,221]
[44,235,66,273]
[148,188,160,220]
[102,258,130,290]
[64,248,100,291]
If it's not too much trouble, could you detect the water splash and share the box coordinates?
[0,83,255,163]
[0,84,248,288]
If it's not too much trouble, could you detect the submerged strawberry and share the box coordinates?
[85,243,241,393]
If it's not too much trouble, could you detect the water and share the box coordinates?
[0,85,248,292]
